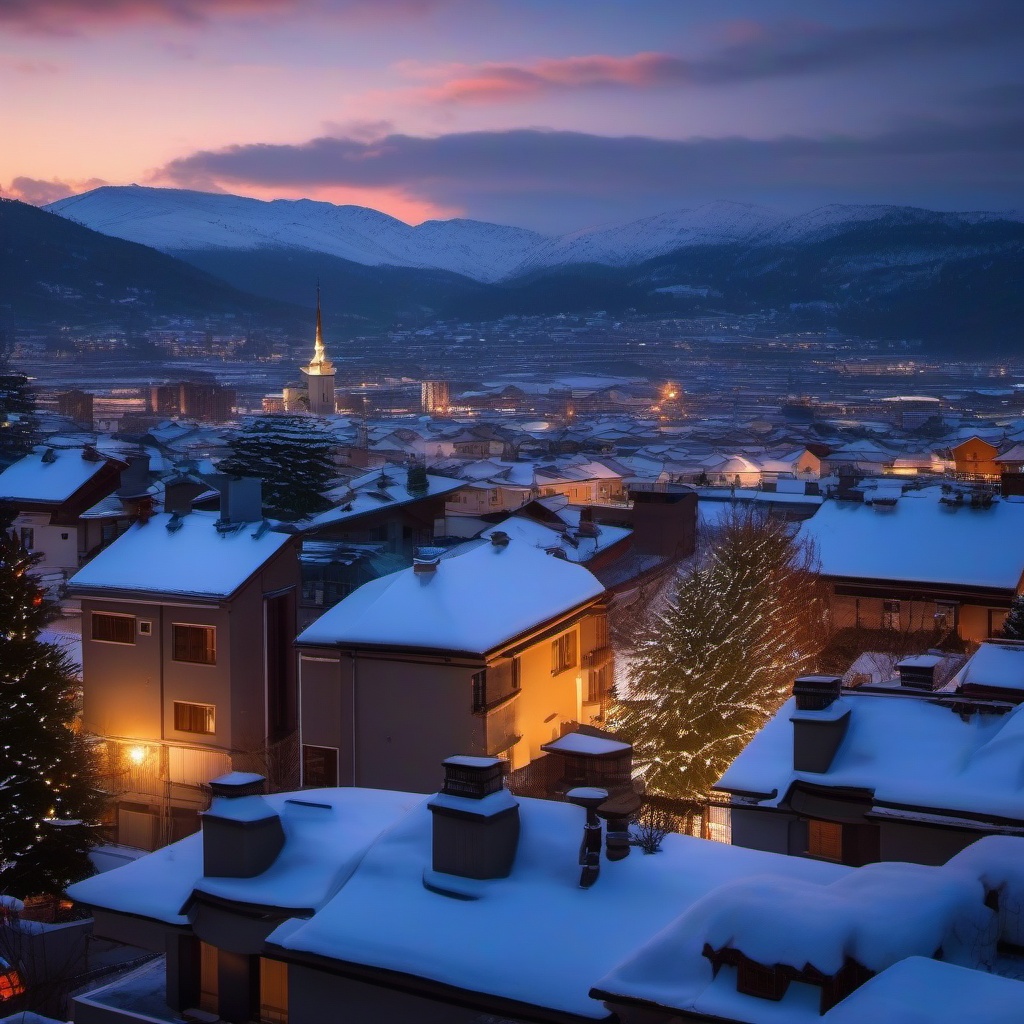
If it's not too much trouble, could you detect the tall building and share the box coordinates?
[420,379,450,415]
[300,289,336,416]
[57,388,94,429]
[148,381,235,422]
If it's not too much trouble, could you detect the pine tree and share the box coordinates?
[1001,595,1024,642]
[611,508,829,801]
[218,415,337,521]
[0,530,101,899]
[0,372,38,468]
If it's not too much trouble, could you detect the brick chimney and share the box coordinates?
[201,773,284,879]
[791,676,850,774]
[427,757,520,880]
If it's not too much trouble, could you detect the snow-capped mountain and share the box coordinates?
[46,185,1024,286]
[47,186,546,284]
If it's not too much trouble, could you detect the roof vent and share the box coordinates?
[41,448,57,465]
[896,655,943,690]
[566,787,608,889]
[793,675,842,711]
[414,554,440,574]
[490,531,510,548]
[166,512,185,534]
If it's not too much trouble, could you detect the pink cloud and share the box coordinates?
[409,52,691,104]
[5,176,108,205]
[0,0,448,35]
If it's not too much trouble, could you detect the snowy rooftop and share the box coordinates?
[717,691,1024,822]
[68,511,293,600]
[798,490,1024,590]
[67,784,1024,1023]
[0,447,116,504]
[68,788,845,1020]
[821,957,1024,1024]
[305,465,463,530]
[475,516,631,564]
[296,537,604,654]
[952,642,1024,693]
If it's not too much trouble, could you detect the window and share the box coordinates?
[594,614,609,649]
[736,961,788,1001]
[934,601,957,631]
[172,624,216,665]
[511,655,521,693]
[807,819,843,861]
[302,745,338,788]
[587,663,613,704]
[882,599,901,631]
[472,670,488,712]
[92,613,135,645]
[173,701,215,735]
[551,631,578,674]
[259,958,288,1024]
[19,527,34,550]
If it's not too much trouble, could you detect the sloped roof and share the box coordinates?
[297,537,604,653]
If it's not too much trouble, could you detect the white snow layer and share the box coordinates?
[0,448,111,503]
[296,537,604,654]
[69,511,292,599]
[798,490,1024,590]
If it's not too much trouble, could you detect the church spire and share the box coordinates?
[314,280,325,364]
[306,280,333,374]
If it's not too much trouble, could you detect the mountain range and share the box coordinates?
[6,185,1023,350]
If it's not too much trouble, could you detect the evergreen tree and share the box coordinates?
[219,415,337,520]
[1001,595,1024,642]
[611,508,829,801]
[0,530,101,898]
[0,372,38,468]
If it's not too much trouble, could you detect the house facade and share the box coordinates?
[295,534,612,793]
[716,662,1024,869]
[67,481,301,850]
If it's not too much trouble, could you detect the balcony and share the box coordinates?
[483,693,521,758]
[75,958,178,1024]
[581,646,613,670]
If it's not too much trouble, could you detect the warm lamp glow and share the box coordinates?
[128,746,146,765]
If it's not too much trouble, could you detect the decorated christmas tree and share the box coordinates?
[611,508,829,801]
[0,530,101,898]
[1001,595,1024,642]
[219,415,337,521]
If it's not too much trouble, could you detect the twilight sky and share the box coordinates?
[3,0,1023,230]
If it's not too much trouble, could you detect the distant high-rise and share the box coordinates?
[421,380,450,415]
[301,287,336,416]
[148,381,235,422]
[57,389,94,429]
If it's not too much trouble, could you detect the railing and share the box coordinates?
[484,697,521,757]
[581,645,613,669]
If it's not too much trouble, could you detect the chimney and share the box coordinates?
[414,553,440,575]
[211,475,263,525]
[117,454,151,499]
[791,676,850,774]
[163,476,204,516]
[201,772,284,879]
[577,508,599,538]
[490,530,510,549]
[896,655,943,690]
[427,756,520,880]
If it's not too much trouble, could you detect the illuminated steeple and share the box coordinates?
[300,282,336,415]
[305,282,334,375]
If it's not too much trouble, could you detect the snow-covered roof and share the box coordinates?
[68,511,293,600]
[798,491,1024,590]
[476,516,632,564]
[0,447,116,504]
[305,465,463,530]
[717,692,1024,822]
[297,538,604,654]
[821,957,1024,1024]
[952,642,1024,692]
[69,786,852,1021]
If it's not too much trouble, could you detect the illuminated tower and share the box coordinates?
[300,286,336,416]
